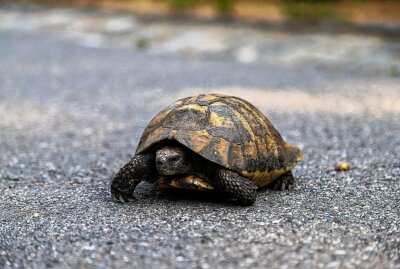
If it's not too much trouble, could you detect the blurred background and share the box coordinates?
[1,0,400,75]
[1,1,400,268]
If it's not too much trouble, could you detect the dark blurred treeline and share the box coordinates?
[4,0,400,22]
[168,0,400,13]
[168,0,400,20]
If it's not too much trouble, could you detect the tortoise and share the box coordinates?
[111,93,302,205]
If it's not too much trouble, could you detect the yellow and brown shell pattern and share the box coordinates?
[136,94,302,187]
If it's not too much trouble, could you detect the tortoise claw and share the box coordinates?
[268,171,294,191]
[119,195,135,203]
[111,191,135,203]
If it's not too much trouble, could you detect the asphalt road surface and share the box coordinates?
[1,22,400,268]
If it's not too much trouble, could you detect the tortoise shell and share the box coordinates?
[136,93,302,187]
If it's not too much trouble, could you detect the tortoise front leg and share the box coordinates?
[214,169,257,205]
[111,152,156,202]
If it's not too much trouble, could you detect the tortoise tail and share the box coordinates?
[286,142,303,163]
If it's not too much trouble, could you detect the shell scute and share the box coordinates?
[162,104,208,131]
[206,104,250,144]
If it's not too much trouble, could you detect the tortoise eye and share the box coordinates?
[170,156,180,163]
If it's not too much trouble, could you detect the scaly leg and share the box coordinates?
[110,152,156,202]
[214,169,257,205]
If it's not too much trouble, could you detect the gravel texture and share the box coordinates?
[1,8,400,269]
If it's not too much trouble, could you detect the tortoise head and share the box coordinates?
[155,146,191,176]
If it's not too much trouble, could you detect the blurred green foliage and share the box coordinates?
[135,37,150,50]
[213,0,232,14]
[284,0,336,2]
[282,0,343,20]
[165,0,397,20]
[168,0,192,9]
[166,0,344,18]
[389,65,400,77]
[25,0,400,20]
[168,0,233,14]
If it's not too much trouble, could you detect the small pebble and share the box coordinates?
[335,162,351,171]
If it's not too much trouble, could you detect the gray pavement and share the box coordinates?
[1,5,400,269]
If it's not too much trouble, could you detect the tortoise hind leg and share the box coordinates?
[215,169,257,205]
[111,152,156,202]
[268,171,295,191]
